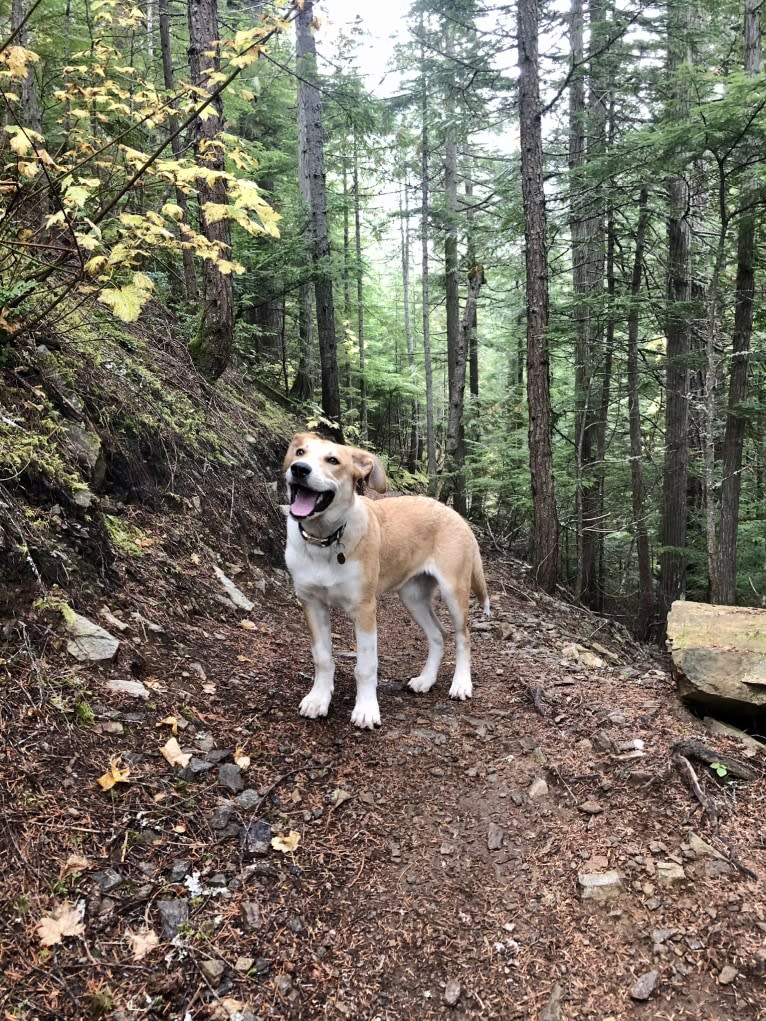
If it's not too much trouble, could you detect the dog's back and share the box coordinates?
[365,494,490,612]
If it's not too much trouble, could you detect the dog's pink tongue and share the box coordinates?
[291,489,319,517]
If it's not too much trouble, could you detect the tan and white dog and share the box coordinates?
[283,432,490,729]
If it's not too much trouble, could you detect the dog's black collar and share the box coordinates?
[297,520,347,563]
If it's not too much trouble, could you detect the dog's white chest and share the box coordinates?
[286,538,363,612]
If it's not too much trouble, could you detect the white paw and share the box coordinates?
[448,678,473,701]
[299,689,332,718]
[407,674,437,694]
[351,699,381,729]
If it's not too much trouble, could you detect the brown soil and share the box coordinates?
[2,511,765,1021]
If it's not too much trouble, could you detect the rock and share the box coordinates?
[444,978,462,1006]
[157,898,188,939]
[487,822,505,851]
[235,789,262,811]
[72,487,96,509]
[667,600,766,714]
[106,678,149,699]
[240,901,262,931]
[630,970,659,1001]
[210,804,234,830]
[578,871,622,903]
[64,423,105,485]
[213,564,254,611]
[718,965,738,985]
[92,868,123,893]
[685,831,724,860]
[703,717,763,757]
[539,982,563,1021]
[200,959,225,985]
[242,819,272,856]
[218,763,244,794]
[168,860,191,883]
[65,611,120,662]
[655,861,686,886]
[578,800,603,815]
[529,777,549,799]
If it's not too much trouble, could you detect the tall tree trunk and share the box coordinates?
[400,181,419,472]
[420,36,437,494]
[569,0,605,606]
[296,0,341,433]
[290,284,315,401]
[443,36,465,514]
[518,0,559,593]
[159,0,197,302]
[465,176,480,406]
[627,189,654,639]
[717,0,761,604]
[445,266,483,509]
[354,136,367,441]
[659,0,693,625]
[187,0,233,380]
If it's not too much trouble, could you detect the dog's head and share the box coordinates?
[283,432,387,520]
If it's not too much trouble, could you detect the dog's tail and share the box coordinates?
[471,542,491,617]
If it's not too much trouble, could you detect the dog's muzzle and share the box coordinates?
[289,462,335,519]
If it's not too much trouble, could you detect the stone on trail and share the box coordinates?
[487,822,505,851]
[630,970,659,1001]
[106,678,149,699]
[444,978,462,1006]
[64,610,120,662]
[578,871,622,903]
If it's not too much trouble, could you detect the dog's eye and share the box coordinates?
[326,456,340,465]
[295,448,305,456]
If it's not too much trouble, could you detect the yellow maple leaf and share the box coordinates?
[37,902,85,946]
[128,927,158,960]
[158,715,179,735]
[2,44,40,79]
[98,272,153,323]
[271,831,301,854]
[97,758,131,790]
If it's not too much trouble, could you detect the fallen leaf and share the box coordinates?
[202,683,217,695]
[237,655,255,664]
[160,737,192,768]
[158,715,179,735]
[97,759,131,790]
[240,619,257,631]
[271,831,301,853]
[128,927,159,960]
[329,788,352,808]
[62,854,91,876]
[173,822,187,834]
[234,746,250,770]
[37,902,85,946]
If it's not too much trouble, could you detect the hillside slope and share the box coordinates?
[1,315,765,1021]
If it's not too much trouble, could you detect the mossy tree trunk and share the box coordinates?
[187,0,234,381]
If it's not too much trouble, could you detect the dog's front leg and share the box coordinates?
[350,601,381,729]
[298,598,335,719]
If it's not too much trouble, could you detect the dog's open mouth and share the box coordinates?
[289,484,335,519]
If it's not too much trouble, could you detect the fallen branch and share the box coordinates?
[672,739,757,782]
[673,753,719,826]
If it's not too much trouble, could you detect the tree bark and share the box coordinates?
[659,0,693,624]
[296,0,341,433]
[400,180,419,472]
[518,0,559,593]
[717,0,761,605]
[420,34,437,494]
[354,136,367,441]
[445,266,483,509]
[187,0,234,380]
[159,0,198,302]
[627,189,654,639]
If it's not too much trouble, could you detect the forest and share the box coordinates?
[1,0,765,640]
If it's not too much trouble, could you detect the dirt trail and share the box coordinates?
[2,550,765,1021]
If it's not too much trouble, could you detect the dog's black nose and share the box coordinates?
[291,461,311,480]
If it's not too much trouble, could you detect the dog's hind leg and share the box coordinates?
[298,598,335,719]
[440,578,473,701]
[399,575,445,694]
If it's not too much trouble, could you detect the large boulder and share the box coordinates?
[667,601,766,715]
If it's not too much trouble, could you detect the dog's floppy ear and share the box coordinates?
[351,449,387,493]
